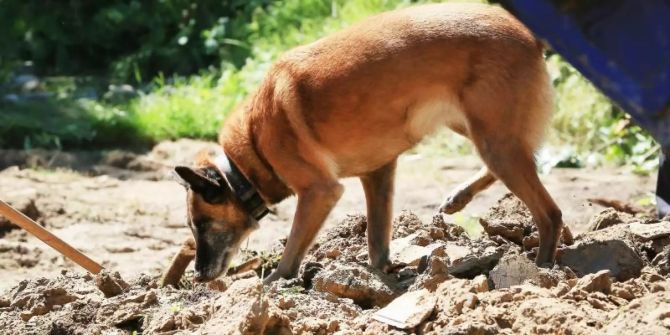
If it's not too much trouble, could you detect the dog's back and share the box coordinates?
[235,3,551,178]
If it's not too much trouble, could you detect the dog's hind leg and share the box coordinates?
[360,159,397,271]
[471,134,562,265]
[439,166,496,214]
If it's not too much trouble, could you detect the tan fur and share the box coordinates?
[187,3,563,282]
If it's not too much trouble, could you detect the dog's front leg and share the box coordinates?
[264,181,343,284]
[360,159,396,271]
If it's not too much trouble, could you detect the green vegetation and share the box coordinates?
[0,0,658,171]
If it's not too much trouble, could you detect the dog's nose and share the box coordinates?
[193,271,208,283]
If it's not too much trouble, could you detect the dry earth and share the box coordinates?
[0,140,666,334]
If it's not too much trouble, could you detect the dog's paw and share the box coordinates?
[438,191,472,214]
[262,271,282,285]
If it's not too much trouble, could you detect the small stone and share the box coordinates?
[95,270,129,298]
[20,311,33,321]
[410,256,450,291]
[429,227,445,240]
[313,262,399,308]
[489,253,539,289]
[445,243,504,277]
[652,246,670,275]
[207,279,230,292]
[613,287,634,300]
[469,274,489,293]
[553,282,571,297]
[390,232,445,266]
[557,237,643,281]
[588,208,630,231]
[629,221,670,241]
[327,320,340,333]
[373,289,436,329]
[479,194,532,245]
[278,296,296,309]
[325,249,341,259]
[463,293,478,309]
[569,270,612,295]
[522,233,539,250]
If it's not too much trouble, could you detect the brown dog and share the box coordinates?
[174,3,562,283]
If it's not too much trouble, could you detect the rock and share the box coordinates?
[431,214,466,240]
[652,246,670,275]
[95,270,129,298]
[195,278,290,335]
[393,211,426,239]
[373,289,436,329]
[444,242,504,278]
[307,214,367,264]
[588,208,633,231]
[9,277,80,321]
[489,253,539,289]
[390,233,445,266]
[469,274,489,293]
[558,234,643,281]
[95,289,159,326]
[629,221,670,241]
[313,262,399,308]
[195,278,282,335]
[479,194,573,247]
[522,233,539,250]
[601,291,670,334]
[479,194,532,245]
[569,270,612,294]
[410,256,451,291]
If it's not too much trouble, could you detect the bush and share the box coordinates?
[0,0,271,82]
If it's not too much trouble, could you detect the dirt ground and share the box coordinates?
[0,140,666,334]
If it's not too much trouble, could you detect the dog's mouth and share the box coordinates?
[194,250,232,283]
[192,224,255,282]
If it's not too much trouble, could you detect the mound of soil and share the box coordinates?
[2,194,670,334]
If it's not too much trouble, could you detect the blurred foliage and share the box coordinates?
[0,0,271,82]
[0,0,659,173]
[544,54,658,174]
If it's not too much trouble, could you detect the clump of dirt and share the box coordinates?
[2,194,670,334]
[0,189,42,237]
[479,193,574,252]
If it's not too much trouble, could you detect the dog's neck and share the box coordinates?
[212,154,269,220]
[219,111,292,206]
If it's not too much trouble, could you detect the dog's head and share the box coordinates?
[173,157,258,282]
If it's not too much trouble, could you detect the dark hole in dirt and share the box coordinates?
[117,317,144,334]
[641,244,658,262]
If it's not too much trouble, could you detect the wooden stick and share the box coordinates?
[160,236,264,288]
[0,199,103,274]
[160,237,196,288]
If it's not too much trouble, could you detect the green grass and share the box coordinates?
[0,0,658,173]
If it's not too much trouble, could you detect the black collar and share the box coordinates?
[213,154,269,221]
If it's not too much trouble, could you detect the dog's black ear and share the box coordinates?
[174,166,225,203]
